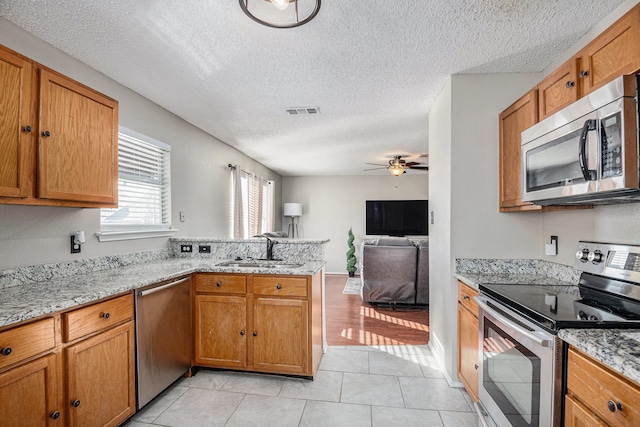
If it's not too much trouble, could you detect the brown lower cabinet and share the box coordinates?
[194,272,322,377]
[0,293,135,426]
[566,346,640,427]
[457,280,479,402]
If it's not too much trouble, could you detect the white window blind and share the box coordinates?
[99,129,172,238]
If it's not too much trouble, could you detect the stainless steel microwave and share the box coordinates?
[521,75,640,205]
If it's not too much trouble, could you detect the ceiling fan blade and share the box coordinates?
[363,167,388,171]
[365,162,387,166]
[409,165,429,170]
[405,162,422,167]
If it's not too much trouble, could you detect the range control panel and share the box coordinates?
[576,241,640,282]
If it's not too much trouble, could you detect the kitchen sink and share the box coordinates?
[216,261,302,269]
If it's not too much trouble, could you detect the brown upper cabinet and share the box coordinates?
[499,89,539,212]
[578,5,640,96]
[0,44,118,208]
[537,58,579,120]
[0,46,32,199]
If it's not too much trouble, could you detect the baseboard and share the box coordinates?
[429,332,463,388]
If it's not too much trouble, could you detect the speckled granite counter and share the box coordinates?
[0,257,325,328]
[559,329,640,385]
[455,258,579,291]
[455,272,577,291]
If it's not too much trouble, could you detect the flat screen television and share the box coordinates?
[365,200,428,236]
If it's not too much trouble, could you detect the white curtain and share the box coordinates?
[232,166,273,238]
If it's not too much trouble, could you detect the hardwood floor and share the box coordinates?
[325,274,429,346]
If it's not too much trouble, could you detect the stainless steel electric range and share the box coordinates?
[476,241,640,427]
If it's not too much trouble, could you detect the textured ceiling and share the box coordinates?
[0,0,628,176]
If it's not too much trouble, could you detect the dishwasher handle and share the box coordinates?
[138,277,190,297]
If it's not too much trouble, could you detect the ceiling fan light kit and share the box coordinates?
[239,0,321,28]
[364,155,428,176]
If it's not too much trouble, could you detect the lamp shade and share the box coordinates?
[284,203,302,217]
[239,0,321,29]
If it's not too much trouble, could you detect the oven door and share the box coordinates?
[476,296,561,427]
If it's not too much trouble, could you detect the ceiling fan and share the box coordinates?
[365,155,429,176]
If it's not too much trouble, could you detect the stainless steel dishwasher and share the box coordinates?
[135,276,192,409]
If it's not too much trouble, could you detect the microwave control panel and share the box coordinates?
[601,112,623,178]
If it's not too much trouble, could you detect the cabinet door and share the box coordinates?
[538,59,578,120]
[565,395,608,427]
[457,304,479,402]
[499,89,539,211]
[0,46,32,198]
[579,5,640,95]
[194,294,247,368]
[38,69,118,205]
[252,298,309,375]
[65,322,135,427]
[0,353,62,426]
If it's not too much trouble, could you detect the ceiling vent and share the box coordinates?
[285,107,320,115]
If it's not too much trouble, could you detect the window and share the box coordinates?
[97,128,174,241]
[232,167,274,238]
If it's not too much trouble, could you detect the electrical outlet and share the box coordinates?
[180,244,192,253]
[199,245,211,253]
[179,210,185,222]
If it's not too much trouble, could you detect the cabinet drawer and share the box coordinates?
[253,276,308,297]
[458,281,479,315]
[0,318,56,370]
[567,347,640,427]
[195,274,247,294]
[63,294,133,342]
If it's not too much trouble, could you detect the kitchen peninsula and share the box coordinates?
[0,238,327,426]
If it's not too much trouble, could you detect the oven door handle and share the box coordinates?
[475,296,554,348]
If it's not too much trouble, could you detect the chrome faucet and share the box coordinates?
[254,234,278,260]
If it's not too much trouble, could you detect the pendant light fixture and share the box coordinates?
[239,0,321,28]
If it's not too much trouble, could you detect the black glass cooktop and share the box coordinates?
[479,282,640,333]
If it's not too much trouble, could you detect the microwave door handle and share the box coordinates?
[579,119,597,180]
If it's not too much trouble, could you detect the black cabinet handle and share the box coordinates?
[579,70,589,78]
[42,130,51,137]
[71,399,81,408]
[23,125,32,133]
[216,282,222,287]
[565,81,575,88]
[474,364,478,370]
[276,284,282,290]
[50,411,61,420]
[252,331,258,336]
[463,295,469,300]
[607,400,622,412]
[101,312,110,319]
[240,330,245,336]
[0,347,12,356]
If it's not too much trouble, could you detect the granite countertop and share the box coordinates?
[455,272,576,291]
[559,328,640,385]
[0,258,324,328]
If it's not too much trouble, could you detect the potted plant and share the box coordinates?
[346,228,357,277]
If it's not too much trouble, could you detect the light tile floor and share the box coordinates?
[125,345,480,427]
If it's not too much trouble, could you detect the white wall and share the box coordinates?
[427,78,454,375]
[0,19,281,268]
[429,73,541,382]
[282,175,428,273]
